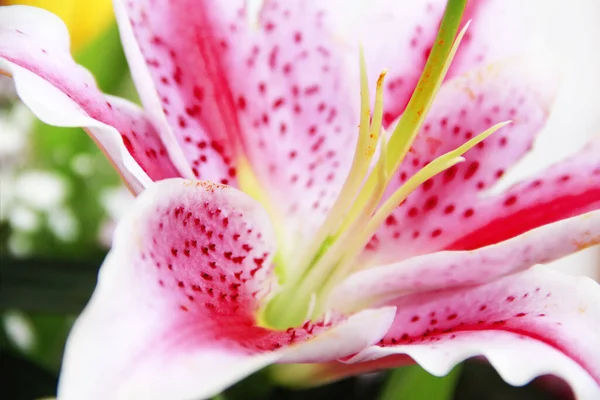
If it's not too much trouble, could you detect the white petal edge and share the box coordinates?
[330,210,600,312]
[343,268,600,399]
[345,330,599,399]
[0,4,69,48]
[281,306,397,363]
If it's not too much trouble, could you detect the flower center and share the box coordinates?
[241,0,507,330]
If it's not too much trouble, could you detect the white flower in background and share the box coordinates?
[1,81,78,253]
[14,170,68,212]
[0,103,30,163]
[3,310,36,352]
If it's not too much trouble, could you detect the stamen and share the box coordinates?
[287,48,385,283]
[282,68,391,313]
[309,122,510,318]
[367,121,511,236]
[339,21,472,233]
[307,134,391,311]
[370,70,387,146]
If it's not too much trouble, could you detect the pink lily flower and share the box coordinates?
[1,0,600,399]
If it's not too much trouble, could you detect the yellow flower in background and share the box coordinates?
[3,0,113,50]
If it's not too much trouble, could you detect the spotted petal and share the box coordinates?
[331,210,600,312]
[322,0,532,126]
[58,178,395,399]
[365,138,600,265]
[0,5,184,193]
[340,268,600,399]
[360,57,600,265]
[114,0,359,243]
[444,140,600,251]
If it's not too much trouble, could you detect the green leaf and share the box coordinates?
[0,257,100,314]
[379,365,463,400]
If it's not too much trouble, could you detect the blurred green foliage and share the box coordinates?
[379,365,461,400]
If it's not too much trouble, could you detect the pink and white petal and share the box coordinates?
[444,139,600,251]
[116,0,358,239]
[0,6,183,191]
[111,0,195,181]
[323,0,531,126]
[58,178,394,399]
[280,306,396,364]
[103,95,187,185]
[61,304,395,400]
[362,57,562,264]
[445,0,538,79]
[1,60,145,193]
[331,210,600,312]
[58,178,279,399]
[230,1,358,239]
[365,140,600,266]
[344,268,600,398]
[116,0,247,184]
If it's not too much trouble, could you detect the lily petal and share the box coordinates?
[365,138,600,265]
[280,306,396,364]
[58,178,395,399]
[445,140,600,251]
[0,5,182,193]
[341,268,600,399]
[114,0,245,183]
[331,210,600,312]
[114,0,358,238]
[361,57,590,265]
[58,178,277,399]
[233,1,358,239]
[324,0,528,126]
[445,0,537,79]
